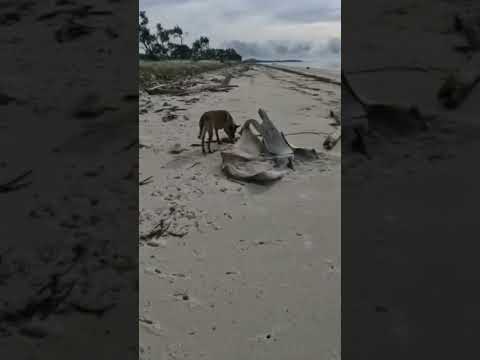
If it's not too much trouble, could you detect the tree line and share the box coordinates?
[139,11,242,62]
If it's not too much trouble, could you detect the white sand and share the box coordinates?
[139,65,340,359]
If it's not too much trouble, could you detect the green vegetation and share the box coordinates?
[139,11,242,62]
[139,60,231,89]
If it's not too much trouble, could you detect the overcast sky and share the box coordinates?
[140,0,340,61]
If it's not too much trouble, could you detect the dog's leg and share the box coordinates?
[208,129,213,153]
[200,126,207,154]
[216,128,222,144]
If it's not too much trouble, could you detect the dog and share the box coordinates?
[198,110,239,154]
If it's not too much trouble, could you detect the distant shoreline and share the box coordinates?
[257,63,341,85]
[243,59,303,64]
[245,58,340,73]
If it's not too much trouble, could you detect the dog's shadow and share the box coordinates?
[164,138,236,170]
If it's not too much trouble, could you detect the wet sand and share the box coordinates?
[139,65,341,359]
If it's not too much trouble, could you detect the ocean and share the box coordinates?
[264,58,340,73]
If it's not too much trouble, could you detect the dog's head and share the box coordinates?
[225,123,240,142]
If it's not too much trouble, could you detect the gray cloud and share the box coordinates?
[274,7,340,23]
[273,44,289,55]
[223,40,267,59]
[140,0,194,7]
[140,0,340,26]
[140,0,340,66]
[223,9,252,20]
[222,38,340,60]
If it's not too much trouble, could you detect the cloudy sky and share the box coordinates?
[140,0,340,62]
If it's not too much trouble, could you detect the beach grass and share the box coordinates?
[139,60,233,89]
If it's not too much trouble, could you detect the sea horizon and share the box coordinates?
[261,58,340,73]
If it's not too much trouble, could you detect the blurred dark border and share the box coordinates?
[342,1,480,358]
[0,1,138,358]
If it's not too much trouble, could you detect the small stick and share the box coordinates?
[188,161,201,169]
[323,128,342,150]
[141,220,170,240]
[167,230,188,238]
[139,176,153,186]
[283,131,330,136]
[226,177,247,186]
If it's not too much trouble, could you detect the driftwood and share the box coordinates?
[146,72,238,96]
[146,84,237,96]
[140,219,170,241]
[323,128,341,150]
[329,110,341,126]
[139,176,153,186]
[188,161,201,169]
[145,87,189,96]
[284,131,330,136]
[204,85,238,93]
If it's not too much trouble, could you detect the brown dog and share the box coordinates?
[198,110,239,154]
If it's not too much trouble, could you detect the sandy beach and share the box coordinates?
[139,64,341,359]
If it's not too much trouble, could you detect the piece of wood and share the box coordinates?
[139,176,153,186]
[329,110,341,125]
[140,219,170,241]
[284,131,330,136]
[146,86,188,96]
[323,128,341,150]
[146,83,238,97]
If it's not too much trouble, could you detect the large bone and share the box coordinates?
[240,109,294,159]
